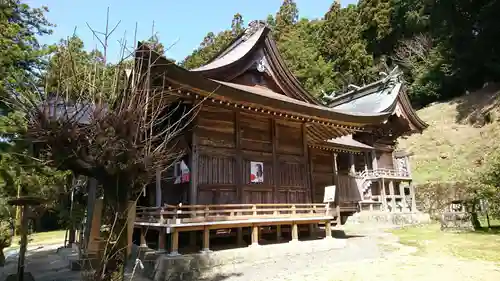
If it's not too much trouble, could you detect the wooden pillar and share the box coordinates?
[302,123,312,202]
[237,227,244,246]
[405,156,412,176]
[333,153,339,209]
[324,220,332,239]
[336,205,341,226]
[84,178,98,248]
[155,169,162,207]
[127,200,136,257]
[333,153,339,187]
[308,224,315,237]
[189,231,197,248]
[190,134,199,205]
[276,225,282,241]
[348,153,355,174]
[140,227,147,247]
[235,110,243,203]
[399,182,406,211]
[291,223,299,242]
[309,148,316,203]
[202,227,210,252]
[87,198,103,252]
[410,181,417,212]
[364,152,369,171]
[158,229,166,251]
[371,150,378,170]
[272,119,279,203]
[380,178,387,211]
[389,180,396,212]
[170,229,179,256]
[251,225,259,246]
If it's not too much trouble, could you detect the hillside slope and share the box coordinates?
[398,84,500,184]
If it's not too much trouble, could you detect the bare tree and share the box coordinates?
[5,30,202,281]
[392,33,433,69]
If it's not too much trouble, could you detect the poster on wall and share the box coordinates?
[250,161,264,183]
[323,185,336,203]
[174,160,190,184]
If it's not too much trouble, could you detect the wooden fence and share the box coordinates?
[136,203,331,225]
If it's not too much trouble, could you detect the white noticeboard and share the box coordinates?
[323,185,336,203]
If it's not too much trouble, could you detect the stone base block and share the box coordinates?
[144,238,346,281]
[348,211,431,225]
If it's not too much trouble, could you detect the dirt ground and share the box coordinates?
[1,224,500,281]
[200,224,500,281]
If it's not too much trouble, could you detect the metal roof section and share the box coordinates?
[324,67,428,132]
[333,81,401,114]
[326,67,403,113]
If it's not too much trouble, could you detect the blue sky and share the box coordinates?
[28,0,357,63]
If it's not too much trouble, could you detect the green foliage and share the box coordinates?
[0,111,70,204]
[276,19,335,95]
[476,153,500,218]
[180,0,500,108]
[319,3,378,90]
[0,0,53,111]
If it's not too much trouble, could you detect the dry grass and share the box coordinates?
[398,83,500,183]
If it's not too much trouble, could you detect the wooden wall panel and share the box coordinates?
[337,174,361,202]
[279,162,305,188]
[194,105,313,205]
[197,106,235,148]
[242,188,273,204]
[197,154,235,185]
[277,122,303,155]
[311,173,333,203]
[240,113,272,152]
[309,148,334,203]
[311,149,334,174]
[336,152,350,172]
[377,151,394,169]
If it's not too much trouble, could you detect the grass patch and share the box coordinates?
[391,223,500,262]
[398,84,500,183]
[5,230,66,252]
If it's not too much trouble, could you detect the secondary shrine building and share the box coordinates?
[132,20,427,254]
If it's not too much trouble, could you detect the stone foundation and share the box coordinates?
[135,238,346,281]
[440,212,476,232]
[348,211,431,226]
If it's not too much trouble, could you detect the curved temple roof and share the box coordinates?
[324,68,428,133]
[134,20,426,152]
[135,43,391,130]
[189,20,322,105]
[188,20,426,134]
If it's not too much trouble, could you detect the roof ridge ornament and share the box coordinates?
[380,66,403,86]
[242,20,267,41]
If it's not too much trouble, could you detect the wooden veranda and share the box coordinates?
[135,203,342,255]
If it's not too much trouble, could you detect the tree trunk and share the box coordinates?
[0,248,5,267]
[96,183,129,281]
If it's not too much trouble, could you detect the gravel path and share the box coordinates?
[198,225,500,281]
[2,225,499,281]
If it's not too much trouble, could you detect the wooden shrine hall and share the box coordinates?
[131,20,427,255]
